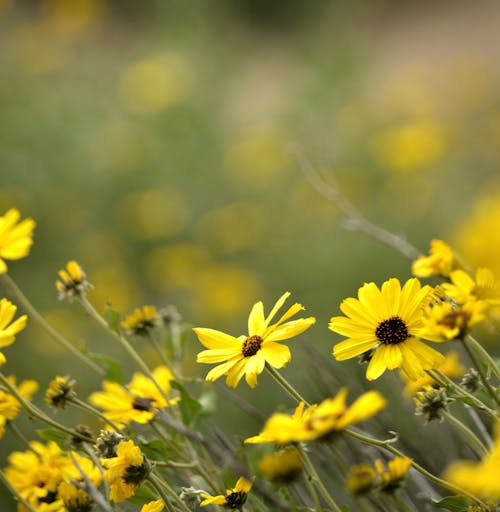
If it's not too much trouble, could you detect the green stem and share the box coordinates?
[443,411,488,457]
[147,474,175,512]
[150,471,192,512]
[0,468,37,512]
[6,421,32,449]
[265,364,309,405]
[345,428,485,506]
[151,460,198,469]
[147,332,178,380]
[0,274,104,376]
[465,334,500,380]
[0,372,93,443]
[461,338,500,408]
[70,396,122,432]
[297,444,343,512]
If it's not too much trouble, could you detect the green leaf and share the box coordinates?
[36,429,68,449]
[103,306,121,333]
[139,439,169,459]
[170,380,202,426]
[88,353,123,383]
[432,495,470,511]
[340,506,351,512]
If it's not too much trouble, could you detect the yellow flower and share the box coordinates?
[57,480,93,512]
[0,298,28,365]
[56,260,92,301]
[121,305,159,336]
[330,278,445,381]
[375,457,412,493]
[401,351,465,396]
[443,268,500,309]
[443,426,500,499]
[45,375,76,409]
[0,376,38,437]
[345,464,376,495]
[194,292,315,388]
[412,240,458,278]
[0,208,35,274]
[141,500,164,512]
[200,476,254,508]
[245,388,386,444]
[103,440,150,502]
[257,448,302,483]
[89,366,177,427]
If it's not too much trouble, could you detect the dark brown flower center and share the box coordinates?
[242,335,263,357]
[132,396,154,411]
[225,491,247,509]
[375,316,409,345]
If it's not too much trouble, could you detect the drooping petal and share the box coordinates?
[366,346,389,380]
[383,344,403,370]
[244,353,266,388]
[205,357,242,383]
[260,341,291,368]
[225,358,249,388]
[399,338,445,381]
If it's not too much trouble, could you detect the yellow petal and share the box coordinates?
[333,338,377,361]
[263,292,291,328]
[366,346,389,380]
[259,341,291,368]
[248,301,265,335]
[264,317,315,342]
[197,347,242,364]
[193,328,239,349]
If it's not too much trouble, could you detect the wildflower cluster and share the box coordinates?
[0,205,498,512]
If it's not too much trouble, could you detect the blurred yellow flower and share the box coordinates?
[375,457,412,493]
[330,278,445,381]
[200,476,253,508]
[141,500,164,512]
[58,480,93,512]
[0,298,28,365]
[443,268,500,310]
[120,53,190,115]
[245,388,386,444]
[257,448,302,483]
[121,305,159,337]
[345,464,376,495]
[0,376,38,438]
[412,240,459,278]
[0,208,35,274]
[45,375,76,409]
[102,440,149,502]
[56,260,92,301]
[194,292,315,388]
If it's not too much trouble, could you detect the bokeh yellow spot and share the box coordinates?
[119,54,190,115]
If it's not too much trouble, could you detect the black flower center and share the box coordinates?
[375,316,409,345]
[242,335,263,357]
[225,491,247,509]
[132,396,154,411]
[123,462,150,485]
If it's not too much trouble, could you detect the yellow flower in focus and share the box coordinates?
[412,240,458,278]
[89,366,177,427]
[401,351,465,396]
[141,500,164,512]
[103,440,150,502]
[121,305,159,336]
[200,476,253,508]
[0,376,38,437]
[194,292,315,388]
[56,260,92,301]
[0,208,35,273]
[330,278,445,381]
[0,298,28,365]
[345,464,376,496]
[375,457,412,493]
[245,389,386,445]
[257,448,302,483]
[443,268,500,310]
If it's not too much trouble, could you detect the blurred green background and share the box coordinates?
[1,0,500,508]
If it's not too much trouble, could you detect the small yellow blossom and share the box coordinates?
[401,351,465,395]
[0,298,28,366]
[245,389,386,444]
[140,500,165,512]
[412,239,458,278]
[257,448,302,483]
[102,440,150,502]
[200,476,254,508]
[0,208,35,274]
[443,268,500,309]
[0,376,38,437]
[194,292,315,388]
[121,305,159,336]
[45,375,76,408]
[58,480,93,512]
[56,260,92,301]
[375,457,412,493]
[89,366,177,427]
[345,464,376,495]
[330,278,445,381]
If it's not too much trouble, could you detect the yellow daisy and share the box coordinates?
[200,476,253,508]
[330,278,445,381]
[0,208,35,274]
[0,298,28,365]
[121,305,160,336]
[443,268,500,308]
[412,239,458,278]
[0,376,38,437]
[375,457,412,493]
[194,292,315,388]
[257,448,302,483]
[56,260,92,301]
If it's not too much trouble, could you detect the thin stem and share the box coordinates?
[465,334,500,380]
[345,428,485,506]
[6,421,32,449]
[147,474,175,512]
[297,444,343,512]
[465,405,492,446]
[0,468,37,512]
[0,274,104,376]
[461,338,500,408]
[70,397,122,432]
[147,332,178,379]
[0,372,93,443]
[265,364,309,405]
[150,471,192,512]
[442,411,488,457]
[151,460,198,469]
